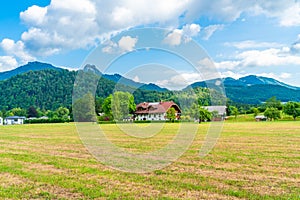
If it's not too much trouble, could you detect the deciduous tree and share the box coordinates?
[283,101,300,120]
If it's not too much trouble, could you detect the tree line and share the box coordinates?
[1,69,300,122]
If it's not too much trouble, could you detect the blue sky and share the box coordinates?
[0,0,300,88]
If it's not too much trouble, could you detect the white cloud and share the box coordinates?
[1,0,300,64]
[277,3,300,27]
[225,40,284,49]
[215,61,240,70]
[155,72,201,90]
[164,24,201,46]
[118,36,138,52]
[164,29,183,46]
[0,38,35,63]
[238,48,300,67]
[19,0,99,56]
[182,23,201,42]
[202,24,224,40]
[20,5,47,26]
[215,45,300,70]
[102,36,138,53]
[0,56,18,72]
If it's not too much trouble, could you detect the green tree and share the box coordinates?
[56,106,70,121]
[189,103,200,121]
[252,107,259,117]
[283,101,300,120]
[111,91,136,121]
[166,107,176,122]
[188,103,211,123]
[73,92,97,122]
[10,107,27,116]
[199,107,212,123]
[265,96,282,110]
[264,107,281,121]
[102,94,112,117]
[95,97,104,115]
[229,106,239,119]
[46,110,56,119]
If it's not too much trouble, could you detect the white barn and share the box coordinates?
[4,116,26,125]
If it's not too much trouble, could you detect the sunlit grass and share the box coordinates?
[0,122,299,199]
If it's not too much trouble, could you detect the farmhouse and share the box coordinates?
[135,101,181,121]
[0,117,3,125]
[4,116,26,125]
[203,106,227,121]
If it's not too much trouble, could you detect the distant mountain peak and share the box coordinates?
[0,61,62,81]
[82,64,102,76]
[82,64,168,92]
[189,74,299,91]
[238,75,299,90]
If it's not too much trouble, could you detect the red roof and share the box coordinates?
[135,101,181,114]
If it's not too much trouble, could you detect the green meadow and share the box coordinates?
[0,121,299,199]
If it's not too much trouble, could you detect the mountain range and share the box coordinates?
[0,61,62,81]
[0,61,300,110]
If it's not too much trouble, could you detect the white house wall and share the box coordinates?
[136,113,180,121]
[136,113,166,121]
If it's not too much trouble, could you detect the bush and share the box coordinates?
[25,118,70,124]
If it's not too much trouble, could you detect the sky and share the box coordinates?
[0,0,300,89]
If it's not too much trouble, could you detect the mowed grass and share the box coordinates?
[0,122,299,199]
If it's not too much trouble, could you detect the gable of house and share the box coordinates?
[135,101,181,114]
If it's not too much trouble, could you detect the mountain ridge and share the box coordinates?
[1,61,300,106]
[0,61,62,81]
[190,75,300,90]
[3,61,299,91]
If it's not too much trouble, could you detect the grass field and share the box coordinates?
[0,121,299,199]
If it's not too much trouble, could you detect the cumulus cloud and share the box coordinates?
[0,56,18,72]
[164,24,201,46]
[1,0,300,68]
[163,29,183,46]
[0,38,35,63]
[20,5,47,26]
[18,0,99,56]
[155,72,203,90]
[277,3,300,27]
[118,36,138,52]
[102,36,138,53]
[220,35,300,70]
[237,48,300,67]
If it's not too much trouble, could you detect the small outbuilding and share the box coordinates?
[255,115,267,122]
[4,116,26,125]
[203,106,227,121]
